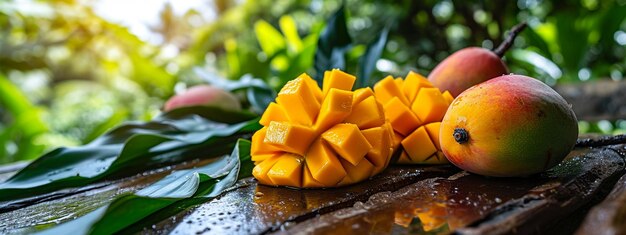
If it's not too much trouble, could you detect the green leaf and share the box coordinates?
[254,20,287,57]
[36,139,253,235]
[279,15,303,52]
[357,25,389,88]
[314,5,352,84]
[0,106,260,201]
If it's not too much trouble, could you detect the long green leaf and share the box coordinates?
[314,5,352,84]
[357,25,390,88]
[0,106,261,201]
[36,139,253,235]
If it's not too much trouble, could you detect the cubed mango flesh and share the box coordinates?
[322,124,372,166]
[259,102,290,126]
[276,74,321,126]
[265,121,316,156]
[252,70,394,188]
[267,153,303,187]
[305,139,347,185]
[323,69,356,96]
[373,76,409,106]
[314,88,353,132]
[411,87,448,124]
[373,71,452,165]
[344,96,385,130]
[384,97,422,136]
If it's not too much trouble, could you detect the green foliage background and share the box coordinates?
[0,0,625,164]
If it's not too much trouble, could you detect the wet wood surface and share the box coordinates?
[0,135,624,234]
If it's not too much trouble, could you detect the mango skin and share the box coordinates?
[164,85,241,111]
[428,47,508,97]
[439,74,578,177]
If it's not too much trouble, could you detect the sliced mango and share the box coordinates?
[384,97,422,136]
[352,87,375,106]
[251,127,281,156]
[267,153,303,187]
[373,75,409,105]
[322,69,356,96]
[276,74,321,125]
[442,90,454,105]
[265,121,316,156]
[252,154,282,185]
[314,88,353,132]
[259,102,290,126]
[401,126,437,164]
[344,96,385,130]
[338,158,374,186]
[322,124,373,166]
[411,87,448,124]
[305,139,346,185]
[402,71,433,103]
[252,70,393,188]
[302,164,325,188]
[373,71,452,165]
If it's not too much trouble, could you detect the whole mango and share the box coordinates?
[252,69,394,188]
[428,47,508,97]
[439,74,578,177]
[164,85,241,111]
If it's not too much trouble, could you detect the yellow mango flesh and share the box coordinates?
[265,121,316,156]
[252,70,393,188]
[344,96,385,130]
[322,124,372,166]
[259,102,290,126]
[314,88,353,132]
[322,69,356,96]
[276,73,321,126]
[374,71,451,164]
[267,153,303,187]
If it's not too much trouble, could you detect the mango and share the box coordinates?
[164,85,241,111]
[252,69,394,188]
[428,47,508,97]
[439,74,578,177]
[373,71,450,164]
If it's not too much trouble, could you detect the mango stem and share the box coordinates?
[493,22,527,58]
[453,128,469,144]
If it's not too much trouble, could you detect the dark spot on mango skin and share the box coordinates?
[537,110,546,118]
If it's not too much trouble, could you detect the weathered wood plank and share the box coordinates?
[140,165,458,234]
[576,145,626,235]
[275,146,625,235]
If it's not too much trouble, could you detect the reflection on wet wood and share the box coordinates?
[151,165,457,234]
[273,146,625,235]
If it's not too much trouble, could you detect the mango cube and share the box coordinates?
[276,74,321,125]
[411,87,449,124]
[322,69,356,96]
[344,96,385,130]
[252,70,394,188]
[314,88,353,132]
[401,126,437,163]
[267,153,303,187]
[305,139,347,185]
[265,121,316,156]
[322,124,372,166]
[384,97,422,136]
